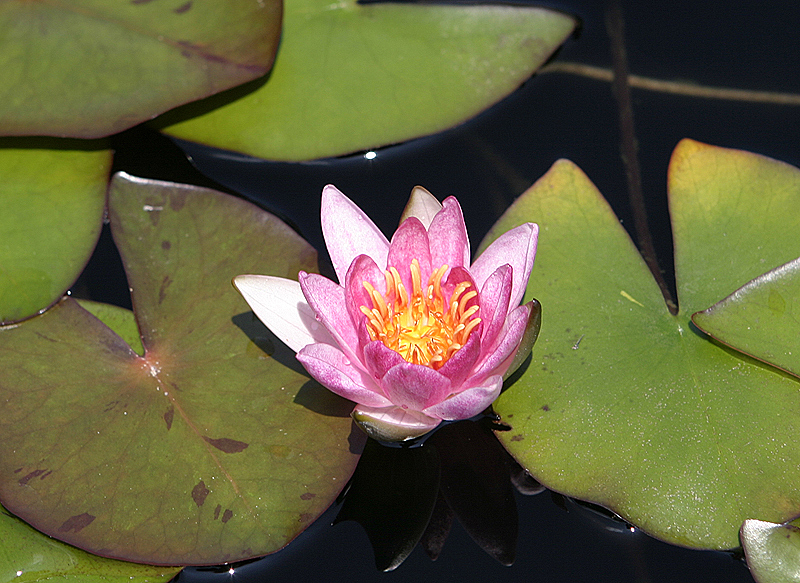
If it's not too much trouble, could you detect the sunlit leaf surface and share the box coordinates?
[0,503,180,583]
[158,0,575,161]
[484,140,800,549]
[0,145,111,324]
[741,518,800,583]
[0,174,362,565]
[0,0,281,137]
[693,257,800,379]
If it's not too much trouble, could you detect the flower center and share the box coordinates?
[360,259,481,369]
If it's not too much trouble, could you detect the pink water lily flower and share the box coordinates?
[234,185,538,442]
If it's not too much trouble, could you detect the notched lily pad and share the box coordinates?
[693,257,800,379]
[484,139,800,550]
[158,0,576,161]
[0,173,362,565]
[741,518,800,583]
[0,145,112,324]
[0,0,281,137]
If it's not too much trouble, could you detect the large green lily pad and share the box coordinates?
[157,0,575,161]
[484,139,800,550]
[0,503,180,583]
[0,173,361,565]
[693,257,800,379]
[741,518,800,583]
[0,0,280,137]
[0,145,112,324]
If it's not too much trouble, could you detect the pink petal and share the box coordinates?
[477,264,513,349]
[470,223,538,309]
[436,329,480,388]
[297,343,392,408]
[352,404,441,442]
[233,275,335,353]
[344,254,386,334]
[427,197,470,270]
[381,363,452,412]
[472,303,533,380]
[321,185,389,284]
[362,340,406,380]
[399,186,442,229]
[387,217,432,290]
[298,272,361,363]
[423,375,503,421]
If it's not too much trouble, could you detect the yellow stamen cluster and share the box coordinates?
[360,259,481,369]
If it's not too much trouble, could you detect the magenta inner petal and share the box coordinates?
[478,264,513,349]
[386,217,433,291]
[382,363,452,412]
[427,196,470,270]
[436,330,480,388]
[362,340,406,380]
[344,254,385,331]
[297,343,392,408]
[473,302,533,380]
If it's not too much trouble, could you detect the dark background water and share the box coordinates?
[81,0,800,581]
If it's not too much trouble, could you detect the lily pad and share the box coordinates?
[0,145,112,324]
[0,503,180,583]
[484,139,800,550]
[0,173,362,565]
[157,0,576,161]
[0,0,281,137]
[741,518,800,583]
[693,257,800,379]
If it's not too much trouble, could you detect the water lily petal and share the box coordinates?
[387,216,433,289]
[297,343,392,408]
[472,302,533,380]
[344,254,385,333]
[352,404,441,442]
[428,196,470,270]
[321,184,389,284]
[478,264,513,349]
[399,186,442,229]
[298,272,361,363]
[471,223,538,308]
[233,275,334,353]
[382,363,452,412]
[423,375,503,420]
[362,340,406,380]
[436,329,480,388]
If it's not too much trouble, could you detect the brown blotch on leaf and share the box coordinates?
[300,492,316,501]
[169,191,187,212]
[221,509,233,523]
[203,436,249,453]
[298,513,313,523]
[511,434,524,442]
[163,406,175,430]
[158,275,172,304]
[174,1,192,13]
[18,469,48,486]
[161,240,171,251]
[192,480,210,507]
[214,504,221,520]
[541,404,550,411]
[58,513,95,533]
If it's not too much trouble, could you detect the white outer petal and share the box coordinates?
[233,274,335,353]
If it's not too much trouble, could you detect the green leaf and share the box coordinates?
[483,140,800,550]
[0,0,280,137]
[157,0,575,161]
[0,503,180,583]
[0,173,362,565]
[77,300,144,357]
[741,518,800,583]
[693,258,800,379]
[0,145,112,324]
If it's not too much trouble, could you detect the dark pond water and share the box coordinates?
[85,0,800,581]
